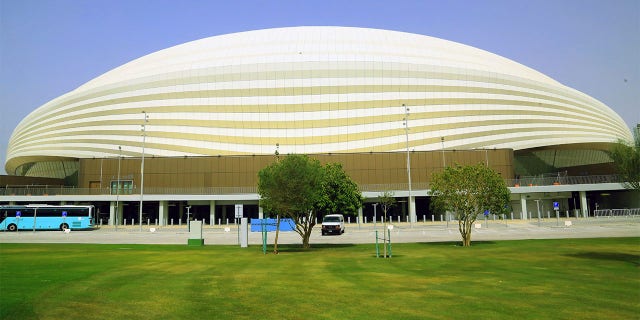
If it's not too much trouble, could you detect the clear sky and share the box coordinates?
[1,0,638,175]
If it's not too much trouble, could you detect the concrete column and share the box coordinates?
[109,201,123,225]
[520,197,528,220]
[158,201,168,226]
[109,201,115,225]
[258,206,264,219]
[209,200,216,226]
[579,191,588,217]
[409,196,417,223]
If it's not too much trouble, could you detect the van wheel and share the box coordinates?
[60,223,69,231]
[8,224,17,232]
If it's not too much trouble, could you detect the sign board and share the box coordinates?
[234,204,243,218]
[15,211,21,217]
[553,202,560,210]
[484,210,490,216]
[62,211,67,217]
[250,218,296,232]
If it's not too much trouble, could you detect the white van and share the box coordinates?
[321,214,345,235]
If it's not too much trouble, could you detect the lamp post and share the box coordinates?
[403,104,414,226]
[139,111,148,232]
[441,136,446,168]
[372,203,378,231]
[115,146,122,231]
[186,206,192,232]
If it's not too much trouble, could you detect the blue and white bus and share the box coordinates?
[0,205,95,231]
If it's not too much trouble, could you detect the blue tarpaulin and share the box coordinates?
[250,218,296,232]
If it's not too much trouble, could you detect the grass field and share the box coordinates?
[0,238,638,320]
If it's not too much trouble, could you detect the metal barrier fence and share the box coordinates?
[594,208,640,217]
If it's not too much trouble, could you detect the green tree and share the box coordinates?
[377,191,395,258]
[608,139,640,191]
[258,154,323,252]
[316,163,363,218]
[429,163,510,247]
[258,155,362,250]
[378,190,396,224]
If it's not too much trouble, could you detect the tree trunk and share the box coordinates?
[273,215,280,254]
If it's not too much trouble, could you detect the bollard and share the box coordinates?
[547,211,550,219]
[147,219,150,226]
[423,215,426,222]
[179,219,182,226]
[510,212,514,220]
[171,218,173,226]
[440,214,443,222]
[226,218,229,225]
[431,215,434,222]
[398,216,400,223]
[218,218,221,226]
[365,216,368,224]
[348,216,351,224]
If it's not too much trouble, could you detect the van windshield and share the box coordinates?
[323,216,341,222]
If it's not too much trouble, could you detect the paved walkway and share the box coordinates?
[1,218,638,245]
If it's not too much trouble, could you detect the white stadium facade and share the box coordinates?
[2,27,636,226]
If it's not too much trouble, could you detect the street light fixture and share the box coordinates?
[139,111,148,232]
[441,136,446,168]
[115,146,122,231]
[403,104,414,226]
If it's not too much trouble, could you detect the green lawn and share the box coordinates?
[1,238,638,320]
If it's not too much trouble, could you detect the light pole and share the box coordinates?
[535,199,542,227]
[403,104,414,226]
[186,206,192,232]
[441,136,446,168]
[115,146,122,231]
[372,203,378,231]
[139,111,148,232]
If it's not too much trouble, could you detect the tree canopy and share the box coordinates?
[257,154,363,250]
[429,163,511,247]
[608,139,640,191]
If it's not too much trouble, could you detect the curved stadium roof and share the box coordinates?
[5,26,633,176]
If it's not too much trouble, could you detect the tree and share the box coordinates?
[316,163,363,218]
[258,155,363,250]
[378,190,396,224]
[258,154,323,252]
[429,163,511,247]
[377,191,395,258]
[608,139,640,191]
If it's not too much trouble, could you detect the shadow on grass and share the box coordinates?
[416,240,499,247]
[566,252,640,267]
[266,243,357,253]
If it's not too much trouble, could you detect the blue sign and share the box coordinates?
[484,210,490,216]
[16,211,21,217]
[62,211,67,217]
[553,202,560,210]
[250,218,296,232]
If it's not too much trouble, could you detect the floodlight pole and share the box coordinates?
[403,104,414,227]
[441,136,446,167]
[139,111,148,232]
[115,146,122,231]
[186,206,192,232]
[373,203,378,231]
[535,199,542,227]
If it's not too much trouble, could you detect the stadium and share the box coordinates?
[2,26,635,226]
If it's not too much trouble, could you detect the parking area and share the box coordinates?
[1,218,638,245]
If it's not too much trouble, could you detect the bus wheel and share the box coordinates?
[8,224,17,232]
[60,223,69,231]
